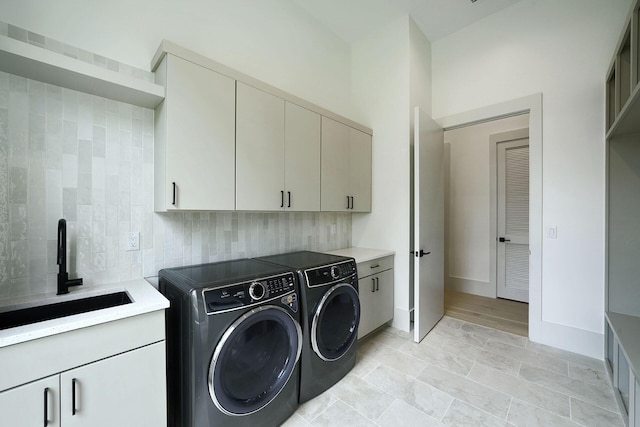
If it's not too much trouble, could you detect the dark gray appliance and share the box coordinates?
[256,251,360,403]
[159,259,302,427]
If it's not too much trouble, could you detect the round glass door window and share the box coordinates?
[311,283,360,361]
[209,306,302,416]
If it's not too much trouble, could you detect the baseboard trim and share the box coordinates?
[530,320,603,360]
[446,276,495,298]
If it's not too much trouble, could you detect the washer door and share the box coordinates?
[311,283,360,361]
[208,305,302,416]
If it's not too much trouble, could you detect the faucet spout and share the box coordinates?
[57,218,82,295]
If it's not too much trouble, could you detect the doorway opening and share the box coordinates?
[443,114,530,337]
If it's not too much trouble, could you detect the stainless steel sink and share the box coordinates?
[0,291,132,330]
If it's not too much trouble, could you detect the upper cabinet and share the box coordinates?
[236,83,286,211]
[321,117,372,212]
[154,54,236,211]
[236,84,321,211]
[284,102,321,211]
[152,41,371,213]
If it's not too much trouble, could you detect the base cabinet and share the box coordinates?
[0,375,60,427]
[0,342,166,427]
[356,256,394,338]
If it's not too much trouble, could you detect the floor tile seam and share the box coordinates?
[380,341,438,368]
[508,396,578,425]
[569,395,625,419]
[514,375,619,414]
[519,361,614,396]
[416,361,513,417]
[331,385,394,425]
[447,396,514,424]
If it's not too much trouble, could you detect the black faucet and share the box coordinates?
[57,218,83,295]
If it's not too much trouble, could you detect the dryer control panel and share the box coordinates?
[305,260,357,288]
[203,272,296,314]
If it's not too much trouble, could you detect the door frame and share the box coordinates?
[437,93,542,343]
[490,128,530,301]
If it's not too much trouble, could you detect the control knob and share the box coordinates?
[249,281,266,301]
[330,266,340,280]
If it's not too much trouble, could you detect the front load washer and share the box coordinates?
[159,259,302,427]
[256,251,360,403]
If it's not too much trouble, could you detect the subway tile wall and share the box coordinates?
[0,67,351,299]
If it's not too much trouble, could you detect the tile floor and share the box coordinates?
[283,316,624,427]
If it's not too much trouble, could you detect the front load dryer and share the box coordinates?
[159,259,302,427]
[256,251,360,403]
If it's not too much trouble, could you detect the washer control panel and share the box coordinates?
[204,272,296,314]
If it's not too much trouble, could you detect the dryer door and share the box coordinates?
[311,283,360,361]
[209,305,302,416]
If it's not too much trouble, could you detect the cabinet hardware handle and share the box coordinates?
[44,387,49,427]
[350,196,354,209]
[376,277,379,291]
[370,264,379,269]
[371,278,375,292]
[288,191,291,208]
[72,378,78,415]
[172,182,176,206]
[281,191,284,208]
[346,196,350,209]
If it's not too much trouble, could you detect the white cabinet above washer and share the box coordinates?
[235,84,321,211]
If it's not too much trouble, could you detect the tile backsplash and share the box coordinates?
[0,34,351,300]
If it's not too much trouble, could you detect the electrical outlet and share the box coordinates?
[547,226,557,239]
[127,232,140,251]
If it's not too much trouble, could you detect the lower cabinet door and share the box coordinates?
[375,269,394,328]
[357,269,394,339]
[60,342,166,427]
[0,375,60,427]
[358,275,377,339]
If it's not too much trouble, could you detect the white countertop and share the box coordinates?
[325,247,395,263]
[0,278,169,348]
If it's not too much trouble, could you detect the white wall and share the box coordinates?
[351,16,432,331]
[0,0,354,118]
[445,114,530,297]
[433,0,631,356]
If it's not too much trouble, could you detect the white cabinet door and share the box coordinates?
[358,274,377,339]
[60,342,166,427]
[357,268,394,339]
[285,102,321,211]
[349,128,372,212]
[321,117,350,211]
[155,54,236,211]
[0,375,60,427]
[236,83,285,211]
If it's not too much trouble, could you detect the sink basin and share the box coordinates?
[0,291,132,330]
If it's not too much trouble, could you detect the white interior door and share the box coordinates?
[413,107,444,343]
[497,138,530,302]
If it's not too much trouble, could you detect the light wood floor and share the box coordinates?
[444,289,529,337]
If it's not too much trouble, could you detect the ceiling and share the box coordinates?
[289,0,524,43]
